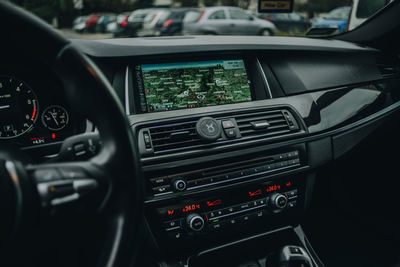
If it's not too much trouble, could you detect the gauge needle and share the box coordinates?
[0,105,10,110]
[51,112,59,125]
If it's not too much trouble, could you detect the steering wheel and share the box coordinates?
[0,2,143,267]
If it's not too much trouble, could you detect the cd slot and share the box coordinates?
[202,156,275,177]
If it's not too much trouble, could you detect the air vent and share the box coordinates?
[377,58,400,78]
[236,109,297,139]
[139,108,303,158]
[149,121,202,153]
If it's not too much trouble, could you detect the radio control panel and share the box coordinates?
[148,150,302,197]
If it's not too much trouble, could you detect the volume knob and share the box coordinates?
[186,213,205,231]
[172,179,187,192]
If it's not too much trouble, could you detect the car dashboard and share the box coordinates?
[72,37,400,260]
[4,35,400,265]
[76,36,400,263]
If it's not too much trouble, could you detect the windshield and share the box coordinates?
[11,0,393,39]
[323,7,351,20]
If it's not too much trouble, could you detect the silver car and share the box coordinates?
[138,9,170,37]
[183,7,276,36]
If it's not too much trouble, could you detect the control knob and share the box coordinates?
[172,178,187,192]
[186,213,205,231]
[268,193,288,211]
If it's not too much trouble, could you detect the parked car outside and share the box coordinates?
[312,6,351,33]
[138,9,169,37]
[95,14,117,33]
[257,12,311,33]
[183,7,276,36]
[153,8,197,36]
[107,12,130,35]
[72,15,89,33]
[85,13,113,32]
[125,9,159,37]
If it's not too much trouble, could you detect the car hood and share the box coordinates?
[314,19,347,26]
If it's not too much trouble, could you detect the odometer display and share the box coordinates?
[0,76,39,139]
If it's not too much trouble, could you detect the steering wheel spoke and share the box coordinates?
[28,161,110,209]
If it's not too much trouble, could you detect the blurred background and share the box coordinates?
[9,0,389,39]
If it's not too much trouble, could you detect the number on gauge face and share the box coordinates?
[41,105,69,131]
[0,76,39,139]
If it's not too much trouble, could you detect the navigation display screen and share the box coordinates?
[137,59,252,112]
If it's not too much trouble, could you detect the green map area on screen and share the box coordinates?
[141,59,252,112]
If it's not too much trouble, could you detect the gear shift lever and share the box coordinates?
[279,246,313,267]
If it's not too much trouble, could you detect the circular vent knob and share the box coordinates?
[196,117,221,142]
[186,213,205,231]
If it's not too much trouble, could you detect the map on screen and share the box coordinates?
[140,59,252,112]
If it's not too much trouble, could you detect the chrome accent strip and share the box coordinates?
[165,226,181,232]
[256,58,273,99]
[154,191,174,197]
[125,65,130,115]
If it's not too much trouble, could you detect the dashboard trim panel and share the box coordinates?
[72,36,379,58]
[256,57,273,99]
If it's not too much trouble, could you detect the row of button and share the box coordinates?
[206,189,298,223]
[165,209,269,241]
[207,199,266,220]
[209,209,268,231]
[150,151,300,187]
[151,150,300,195]
[275,150,299,160]
[163,194,298,240]
[285,189,298,199]
[209,196,299,232]
[187,158,300,188]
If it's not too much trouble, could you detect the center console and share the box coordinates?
[140,140,310,256]
[129,54,319,264]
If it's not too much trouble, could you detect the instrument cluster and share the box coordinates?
[0,69,85,148]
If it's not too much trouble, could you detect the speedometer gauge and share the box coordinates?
[0,76,39,139]
[41,105,69,131]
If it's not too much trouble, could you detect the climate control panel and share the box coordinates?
[150,178,301,242]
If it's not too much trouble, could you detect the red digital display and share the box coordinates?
[248,189,262,197]
[266,184,281,193]
[182,204,201,213]
[206,199,222,207]
[285,181,292,187]
[30,137,45,141]
[167,210,175,215]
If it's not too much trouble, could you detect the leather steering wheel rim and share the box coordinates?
[0,2,143,267]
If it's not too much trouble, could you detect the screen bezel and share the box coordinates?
[132,55,256,114]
